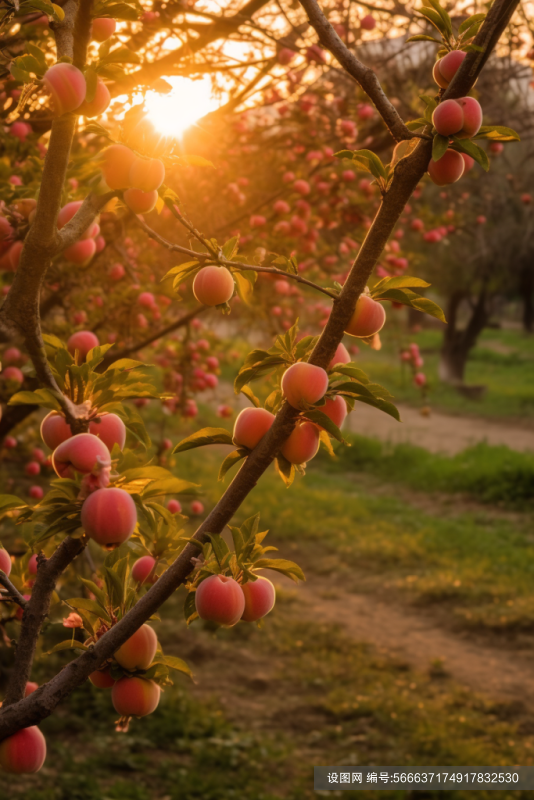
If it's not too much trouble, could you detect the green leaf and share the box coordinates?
[303,410,345,443]
[406,118,428,131]
[426,0,453,34]
[173,427,233,454]
[0,495,25,513]
[330,365,370,383]
[274,455,295,488]
[252,558,305,583]
[142,477,199,497]
[94,2,140,20]
[233,270,255,305]
[351,394,401,421]
[459,12,485,33]
[158,655,193,677]
[372,275,430,293]
[183,591,198,624]
[406,34,443,43]
[218,449,247,481]
[372,288,446,323]
[8,388,62,410]
[221,236,239,260]
[45,640,89,655]
[207,534,230,568]
[66,597,110,619]
[26,43,47,73]
[240,385,260,408]
[474,125,520,142]
[432,133,449,161]
[451,137,489,171]
[79,578,107,607]
[417,6,449,36]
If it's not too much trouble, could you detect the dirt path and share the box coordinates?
[346,402,534,455]
[292,574,534,706]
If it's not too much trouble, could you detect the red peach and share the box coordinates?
[2,366,24,383]
[167,499,182,514]
[461,153,475,173]
[52,433,110,479]
[0,548,12,576]
[78,78,110,118]
[414,372,427,387]
[91,17,116,41]
[293,179,310,195]
[456,97,482,138]
[320,395,347,429]
[100,144,136,190]
[25,681,39,696]
[89,413,126,451]
[43,63,86,116]
[109,262,125,280]
[345,295,386,338]
[29,486,44,500]
[280,420,320,464]
[193,266,235,306]
[190,500,204,515]
[9,121,32,142]
[432,99,464,137]
[360,13,376,30]
[195,574,245,625]
[0,726,46,773]
[433,50,466,88]
[28,554,38,575]
[123,189,158,214]
[241,576,276,622]
[428,149,465,186]
[278,48,294,65]
[114,623,158,670]
[25,461,40,477]
[41,411,71,450]
[233,407,275,450]
[328,342,351,369]
[112,677,160,717]
[2,347,21,364]
[81,487,137,547]
[132,556,157,585]
[67,330,99,359]
[489,141,504,154]
[281,362,329,409]
[63,238,96,265]
[129,157,165,192]
[89,668,115,688]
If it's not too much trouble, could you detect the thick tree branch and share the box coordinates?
[3,536,86,707]
[0,571,28,608]
[0,0,519,740]
[298,0,419,143]
[58,192,116,250]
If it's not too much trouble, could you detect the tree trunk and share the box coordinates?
[439,289,489,388]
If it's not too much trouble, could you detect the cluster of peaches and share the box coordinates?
[428,50,483,187]
[230,292,385,465]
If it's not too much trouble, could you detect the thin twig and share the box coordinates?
[0,571,27,609]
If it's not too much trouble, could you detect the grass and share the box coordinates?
[352,324,534,420]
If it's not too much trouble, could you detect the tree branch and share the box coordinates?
[0,571,27,609]
[298,0,418,143]
[0,0,519,740]
[58,192,116,251]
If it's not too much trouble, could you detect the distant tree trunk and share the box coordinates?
[439,289,489,386]
[520,262,534,333]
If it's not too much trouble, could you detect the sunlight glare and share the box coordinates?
[143,76,221,136]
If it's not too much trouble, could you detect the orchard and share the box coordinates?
[0,0,533,793]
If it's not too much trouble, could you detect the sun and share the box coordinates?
[143,76,221,137]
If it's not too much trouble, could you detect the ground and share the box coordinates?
[2,324,534,799]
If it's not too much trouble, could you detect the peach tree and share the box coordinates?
[0,0,523,776]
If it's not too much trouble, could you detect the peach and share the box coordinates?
[58,201,93,239]
[195,574,245,626]
[89,413,126,451]
[7,240,23,271]
[360,13,376,29]
[320,395,347,429]
[167,499,182,514]
[432,99,464,137]
[89,667,115,688]
[123,188,158,214]
[112,677,160,717]
[427,149,465,186]
[280,420,320,464]
[9,121,32,142]
[132,555,157,585]
[64,238,96,265]
[0,548,12,576]
[100,144,136,190]
[233,407,275,450]
[190,500,204,515]
[456,97,482,138]
[81,487,137,547]
[461,153,475,173]
[114,623,157,671]
[28,554,38,575]
[52,433,110,479]
[3,347,21,364]
[91,17,116,41]
[2,365,23,383]
[433,50,466,88]
[193,266,235,306]
[41,411,71,450]
[345,295,386,338]
[13,198,36,219]
[129,157,165,192]
[78,79,110,118]
[328,342,351,369]
[67,330,99,359]
[0,726,46,773]
[241,576,276,622]
[43,63,86,116]
[281,362,329,409]
[25,681,38,696]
